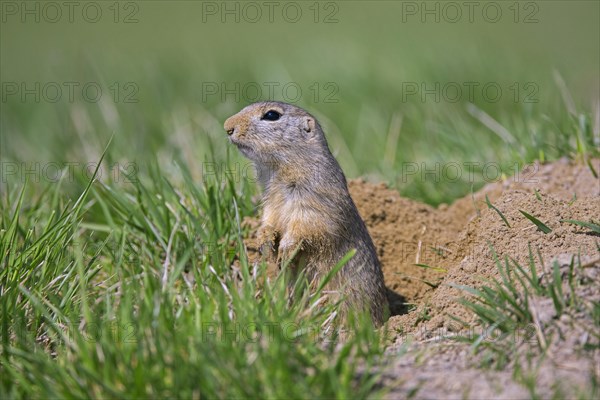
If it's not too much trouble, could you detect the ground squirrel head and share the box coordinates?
[224,101,326,164]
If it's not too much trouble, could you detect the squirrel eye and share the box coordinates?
[261,110,281,121]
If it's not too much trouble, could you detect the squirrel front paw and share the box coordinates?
[257,225,278,263]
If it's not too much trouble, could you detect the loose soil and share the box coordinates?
[351,157,600,399]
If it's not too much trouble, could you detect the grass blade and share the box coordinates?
[519,210,552,234]
[560,219,600,234]
[414,263,448,273]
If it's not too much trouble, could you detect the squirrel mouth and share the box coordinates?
[229,138,254,157]
[229,137,247,148]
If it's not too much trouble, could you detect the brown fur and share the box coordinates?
[224,101,388,326]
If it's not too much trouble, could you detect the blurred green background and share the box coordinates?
[1,0,599,204]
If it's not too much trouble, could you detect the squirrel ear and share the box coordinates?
[303,117,316,137]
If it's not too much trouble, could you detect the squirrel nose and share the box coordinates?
[224,117,236,136]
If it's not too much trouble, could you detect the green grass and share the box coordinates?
[452,245,599,372]
[486,195,511,228]
[519,210,552,234]
[1,160,387,398]
[1,2,599,398]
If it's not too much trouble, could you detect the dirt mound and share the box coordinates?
[348,158,599,336]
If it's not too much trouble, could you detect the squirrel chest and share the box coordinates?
[262,180,333,247]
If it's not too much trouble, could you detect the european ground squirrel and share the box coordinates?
[224,101,388,326]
